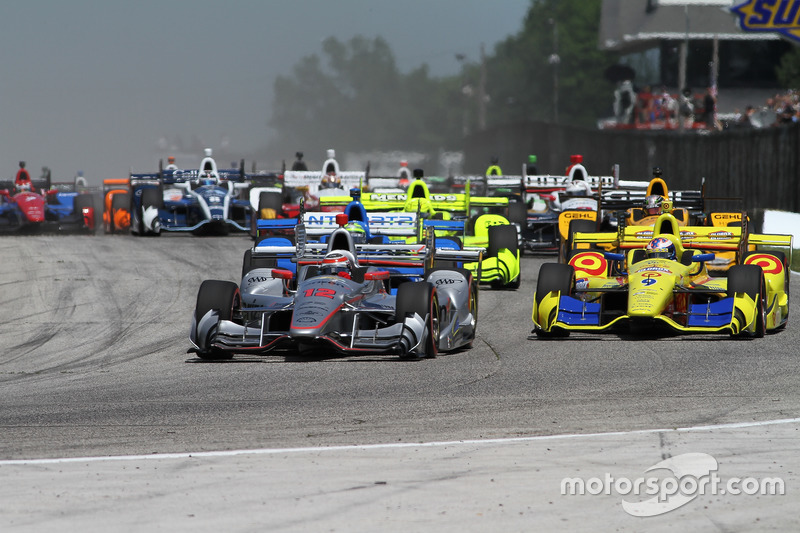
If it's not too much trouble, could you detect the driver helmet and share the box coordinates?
[321,173,341,189]
[344,221,367,244]
[645,237,676,260]
[644,194,665,216]
[565,181,588,196]
[17,181,31,192]
[201,171,216,186]
[168,156,176,164]
[320,250,356,277]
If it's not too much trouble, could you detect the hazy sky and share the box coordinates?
[0,0,530,184]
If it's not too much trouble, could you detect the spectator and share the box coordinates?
[291,151,308,171]
[679,87,695,128]
[636,85,654,124]
[702,87,717,130]
[737,106,756,128]
[613,80,635,125]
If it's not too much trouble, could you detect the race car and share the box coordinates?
[532,213,792,337]
[354,172,521,289]
[128,149,261,236]
[189,225,481,360]
[0,173,95,234]
[247,149,369,237]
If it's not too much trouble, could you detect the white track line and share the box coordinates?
[3,417,800,466]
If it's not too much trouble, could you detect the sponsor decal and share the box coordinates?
[679,230,697,239]
[576,278,589,289]
[635,230,653,240]
[638,266,671,273]
[370,193,407,201]
[369,214,415,226]
[431,194,458,202]
[731,1,800,42]
[709,231,734,240]
[294,316,317,324]
[640,271,661,286]
[434,277,463,285]
[744,253,784,275]
[246,276,270,284]
[563,211,594,220]
[711,213,741,221]
[569,252,607,277]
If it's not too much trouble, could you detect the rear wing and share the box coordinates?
[257,212,465,239]
[283,170,365,193]
[253,225,481,269]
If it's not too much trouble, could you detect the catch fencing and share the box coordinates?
[464,121,800,216]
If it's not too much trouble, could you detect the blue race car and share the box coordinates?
[130,149,259,236]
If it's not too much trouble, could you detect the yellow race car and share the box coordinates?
[533,213,791,337]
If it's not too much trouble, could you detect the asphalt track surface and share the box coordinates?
[1,233,798,531]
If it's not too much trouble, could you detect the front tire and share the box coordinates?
[728,264,766,337]
[194,280,240,360]
[396,282,439,357]
[534,263,575,338]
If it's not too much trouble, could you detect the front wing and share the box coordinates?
[533,288,762,336]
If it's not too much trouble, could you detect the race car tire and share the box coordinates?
[507,201,527,227]
[258,191,283,215]
[743,250,789,324]
[109,192,130,234]
[565,219,596,257]
[73,194,96,234]
[535,263,574,338]
[241,249,278,279]
[425,266,477,325]
[140,187,162,237]
[141,187,163,209]
[396,282,439,358]
[487,224,520,288]
[194,280,240,360]
[728,264,766,338]
[487,224,518,258]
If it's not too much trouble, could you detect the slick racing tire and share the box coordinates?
[258,191,283,217]
[396,282,439,358]
[140,187,163,236]
[743,250,789,324]
[535,263,575,338]
[565,219,596,258]
[241,248,278,279]
[487,224,520,289]
[194,280,240,360]
[109,192,131,234]
[728,264,766,338]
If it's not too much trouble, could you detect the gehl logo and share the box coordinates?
[731,1,800,42]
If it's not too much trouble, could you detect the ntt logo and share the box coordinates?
[560,453,785,517]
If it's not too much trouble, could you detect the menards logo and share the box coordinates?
[731,1,800,42]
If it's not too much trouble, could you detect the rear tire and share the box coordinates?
[396,282,439,357]
[564,219,596,258]
[487,224,521,288]
[109,192,130,234]
[141,187,162,236]
[241,249,278,279]
[728,264,766,337]
[194,280,240,360]
[258,191,283,215]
